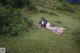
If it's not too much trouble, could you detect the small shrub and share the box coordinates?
[27,5,38,12]
[40,9,48,13]
[0,0,31,8]
[0,7,34,36]
[51,12,58,16]
[56,6,63,11]
[59,0,63,2]
[49,12,54,15]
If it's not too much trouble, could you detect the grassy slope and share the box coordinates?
[0,12,80,53]
[0,0,80,53]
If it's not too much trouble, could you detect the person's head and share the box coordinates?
[41,17,45,21]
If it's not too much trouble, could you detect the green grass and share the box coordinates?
[0,0,80,53]
[0,12,80,53]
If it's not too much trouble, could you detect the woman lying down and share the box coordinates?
[39,17,65,35]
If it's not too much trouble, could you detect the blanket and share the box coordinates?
[46,23,65,35]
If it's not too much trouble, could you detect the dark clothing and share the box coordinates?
[43,20,47,27]
[39,18,48,27]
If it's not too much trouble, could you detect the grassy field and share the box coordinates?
[0,0,80,53]
[0,11,80,53]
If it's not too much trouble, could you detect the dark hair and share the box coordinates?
[41,17,46,21]
[39,17,48,27]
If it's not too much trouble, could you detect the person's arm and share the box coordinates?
[39,21,41,25]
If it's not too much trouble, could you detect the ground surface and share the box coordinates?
[0,11,80,53]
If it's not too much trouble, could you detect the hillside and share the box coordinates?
[31,0,80,18]
[0,0,80,53]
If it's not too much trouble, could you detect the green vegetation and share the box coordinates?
[0,0,34,36]
[72,28,80,47]
[0,0,31,8]
[0,0,80,53]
